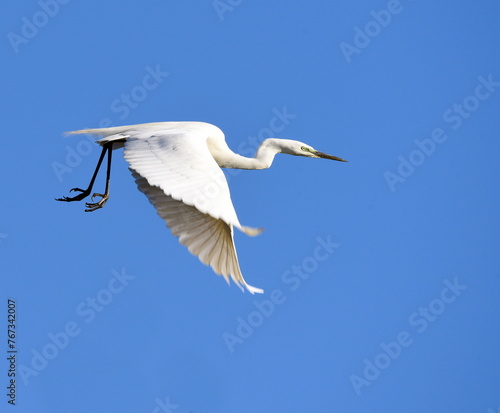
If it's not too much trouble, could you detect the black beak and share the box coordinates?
[313,150,348,162]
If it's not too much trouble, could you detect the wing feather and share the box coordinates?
[122,126,239,226]
[131,170,263,294]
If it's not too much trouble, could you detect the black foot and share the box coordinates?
[85,193,109,212]
[55,188,91,202]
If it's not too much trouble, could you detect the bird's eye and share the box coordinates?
[301,146,310,152]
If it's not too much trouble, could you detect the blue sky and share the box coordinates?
[1,1,499,412]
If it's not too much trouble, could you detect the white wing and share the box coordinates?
[123,125,239,226]
[131,170,262,294]
[78,123,263,293]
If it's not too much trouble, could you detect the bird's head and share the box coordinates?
[278,139,348,162]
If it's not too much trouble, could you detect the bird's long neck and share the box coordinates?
[215,139,283,170]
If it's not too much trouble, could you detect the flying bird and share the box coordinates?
[57,122,347,293]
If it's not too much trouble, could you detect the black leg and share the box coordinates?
[84,144,113,212]
[56,143,113,212]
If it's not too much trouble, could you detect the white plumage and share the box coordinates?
[59,122,347,294]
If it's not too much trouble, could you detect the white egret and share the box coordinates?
[57,122,347,294]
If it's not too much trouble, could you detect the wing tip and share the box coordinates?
[234,279,263,294]
[65,129,94,136]
[245,284,264,294]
